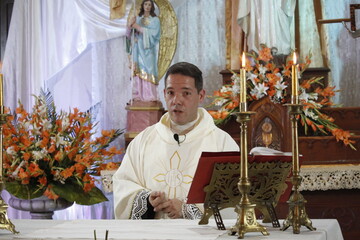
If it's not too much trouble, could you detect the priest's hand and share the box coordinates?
[149,191,183,218]
[161,198,183,219]
[149,191,166,212]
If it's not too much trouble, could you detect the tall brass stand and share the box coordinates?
[281,104,316,234]
[0,107,18,234]
[230,111,269,239]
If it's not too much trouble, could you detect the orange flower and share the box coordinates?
[225,100,239,109]
[105,162,119,170]
[258,47,273,62]
[44,187,59,200]
[19,168,30,184]
[23,152,31,161]
[54,151,63,161]
[82,174,95,192]
[107,146,122,155]
[38,176,47,186]
[74,163,86,174]
[60,166,75,179]
[28,162,43,177]
[300,80,311,89]
[20,136,32,147]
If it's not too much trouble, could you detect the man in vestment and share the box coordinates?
[113,62,239,219]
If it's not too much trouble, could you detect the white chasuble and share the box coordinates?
[113,108,239,219]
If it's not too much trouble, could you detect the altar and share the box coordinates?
[0,219,343,240]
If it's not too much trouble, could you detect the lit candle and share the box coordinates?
[240,52,247,111]
[291,53,299,104]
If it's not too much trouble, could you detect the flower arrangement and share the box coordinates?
[2,91,123,205]
[208,45,356,150]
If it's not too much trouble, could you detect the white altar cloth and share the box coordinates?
[0,219,343,240]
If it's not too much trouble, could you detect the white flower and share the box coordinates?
[274,80,287,92]
[275,90,283,99]
[215,99,227,106]
[275,72,283,81]
[32,150,47,160]
[62,117,70,130]
[31,123,42,135]
[231,73,240,83]
[248,73,258,85]
[52,134,69,148]
[299,91,310,102]
[37,103,47,116]
[231,85,240,95]
[274,80,287,99]
[251,83,269,99]
[304,108,318,120]
[220,86,232,93]
[19,121,31,131]
[300,90,318,103]
[6,146,16,156]
[53,170,66,184]
[258,64,267,76]
[42,119,52,130]
[12,161,25,177]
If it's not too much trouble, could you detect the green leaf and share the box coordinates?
[5,181,44,199]
[51,183,108,205]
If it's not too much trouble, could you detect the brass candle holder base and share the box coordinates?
[229,179,269,238]
[0,182,18,234]
[0,110,18,234]
[230,112,269,239]
[281,104,315,234]
[280,175,316,234]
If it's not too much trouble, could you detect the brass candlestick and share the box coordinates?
[281,103,316,234]
[230,109,269,239]
[0,106,18,234]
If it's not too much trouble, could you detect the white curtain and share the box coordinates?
[2,0,131,220]
[320,0,360,106]
[2,0,226,219]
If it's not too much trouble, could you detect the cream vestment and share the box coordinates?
[113,108,239,219]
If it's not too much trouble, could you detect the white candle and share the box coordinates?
[291,53,299,104]
[240,52,247,111]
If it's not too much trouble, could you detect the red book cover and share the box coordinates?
[186,151,294,204]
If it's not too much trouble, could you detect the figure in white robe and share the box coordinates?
[113,108,239,219]
[238,0,296,55]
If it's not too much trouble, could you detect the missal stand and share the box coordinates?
[187,151,293,231]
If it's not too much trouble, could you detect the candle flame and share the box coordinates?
[241,52,246,68]
[293,52,297,65]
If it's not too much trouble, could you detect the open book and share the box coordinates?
[249,146,293,156]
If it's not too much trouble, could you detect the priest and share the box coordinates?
[113,62,239,219]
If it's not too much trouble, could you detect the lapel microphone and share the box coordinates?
[174,134,180,145]
[173,133,186,146]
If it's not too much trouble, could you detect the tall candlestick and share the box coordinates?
[291,53,299,104]
[240,52,247,112]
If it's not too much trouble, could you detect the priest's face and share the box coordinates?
[164,74,205,125]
